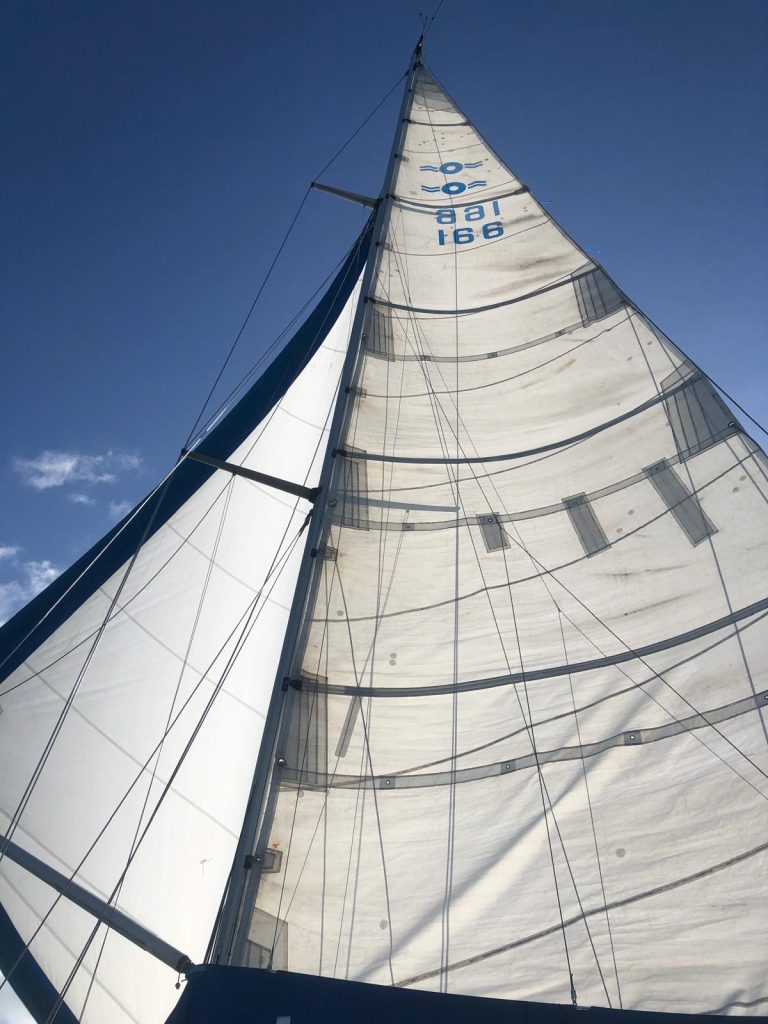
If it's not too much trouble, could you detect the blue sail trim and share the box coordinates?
[0,903,77,1024]
[166,966,733,1023]
[0,217,372,688]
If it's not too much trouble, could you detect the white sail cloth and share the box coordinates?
[0,275,362,1024]
[249,68,768,1015]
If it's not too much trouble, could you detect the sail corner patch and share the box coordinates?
[661,364,740,459]
[573,268,626,326]
[364,308,395,360]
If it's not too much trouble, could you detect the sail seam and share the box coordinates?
[302,595,768,697]
[391,184,528,209]
[393,838,768,988]
[338,376,711,464]
[283,689,768,790]
[371,262,593,316]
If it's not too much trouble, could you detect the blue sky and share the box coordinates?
[1,0,766,626]
[0,0,766,1013]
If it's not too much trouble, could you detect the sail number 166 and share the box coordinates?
[435,200,503,246]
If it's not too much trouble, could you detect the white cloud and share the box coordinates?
[108,500,133,520]
[0,545,20,560]
[13,450,142,491]
[68,492,96,506]
[0,559,60,626]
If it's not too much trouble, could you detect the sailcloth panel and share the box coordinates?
[0,265,364,1024]
[248,67,768,1015]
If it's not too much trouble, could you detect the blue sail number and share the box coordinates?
[435,201,503,246]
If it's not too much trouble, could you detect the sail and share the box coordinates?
[243,65,768,1015]
[0,224,371,1024]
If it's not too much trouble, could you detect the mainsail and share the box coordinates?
[1,45,767,1024]
[221,59,768,1016]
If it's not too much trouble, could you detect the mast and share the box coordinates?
[211,39,425,967]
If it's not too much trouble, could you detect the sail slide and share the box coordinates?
[236,65,768,1017]
[0,222,371,1023]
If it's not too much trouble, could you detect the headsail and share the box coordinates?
[0,224,371,1023]
[235,63,768,1015]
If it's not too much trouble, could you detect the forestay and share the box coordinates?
[0,237,369,1024]
[245,65,768,1015]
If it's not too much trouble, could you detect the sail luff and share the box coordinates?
[212,44,427,968]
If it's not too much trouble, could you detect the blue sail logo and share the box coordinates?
[419,160,486,195]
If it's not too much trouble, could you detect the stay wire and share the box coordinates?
[267,516,410,978]
[39,518,311,1022]
[383,206,592,999]
[328,341,410,974]
[0,474,175,867]
[1,475,237,698]
[423,0,447,37]
[1,515,308,1005]
[390,269,595,1003]
[418,92,463,994]
[77,479,237,1020]
[184,70,406,447]
[367,272,768,796]
[627,312,768,750]
[2,216,367,712]
[1,235,354,878]
[390,270,768,789]
[556,608,623,1008]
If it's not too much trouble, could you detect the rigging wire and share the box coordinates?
[422,0,447,38]
[266,505,411,978]
[263,248,412,980]
[200,234,371,964]
[626,311,768,750]
[1,235,353,978]
[380,182,768,991]
[1,222,370,711]
[0,512,310,1005]
[384,265,768,790]
[183,70,406,447]
[1,224,370,985]
[0,459,188,681]
[385,254,601,1003]
[183,189,312,447]
[384,87,594,995]
[556,608,623,1008]
[76,478,238,1020]
[0,474,177,867]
